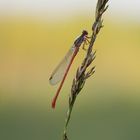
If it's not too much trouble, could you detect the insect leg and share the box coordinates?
[82,37,90,51]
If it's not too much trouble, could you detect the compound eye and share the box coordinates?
[83,30,88,35]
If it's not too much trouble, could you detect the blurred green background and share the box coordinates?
[0,0,140,140]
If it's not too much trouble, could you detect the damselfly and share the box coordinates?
[49,30,89,108]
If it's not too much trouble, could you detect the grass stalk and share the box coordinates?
[63,0,109,139]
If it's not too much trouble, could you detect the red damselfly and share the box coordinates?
[49,30,89,108]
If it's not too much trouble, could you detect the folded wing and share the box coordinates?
[49,47,75,85]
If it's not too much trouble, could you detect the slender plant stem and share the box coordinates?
[63,0,109,139]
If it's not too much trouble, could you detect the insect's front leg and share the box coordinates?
[86,36,92,39]
[82,37,91,51]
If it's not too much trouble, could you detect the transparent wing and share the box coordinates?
[49,46,75,85]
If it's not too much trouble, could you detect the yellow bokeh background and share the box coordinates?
[0,1,140,140]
